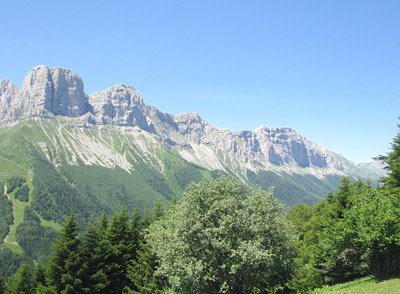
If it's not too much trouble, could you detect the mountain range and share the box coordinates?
[0,65,385,221]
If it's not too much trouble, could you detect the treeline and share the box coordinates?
[1,205,164,294]
[287,124,400,292]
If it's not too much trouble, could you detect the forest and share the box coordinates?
[1,124,400,294]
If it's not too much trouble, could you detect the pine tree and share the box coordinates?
[127,242,165,294]
[33,264,47,290]
[79,218,111,293]
[379,122,400,188]
[104,210,135,293]
[7,263,34,294]
[47,214,82,293]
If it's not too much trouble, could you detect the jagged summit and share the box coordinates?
[0,66,383,178]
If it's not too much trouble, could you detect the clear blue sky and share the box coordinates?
[1,0,399,163]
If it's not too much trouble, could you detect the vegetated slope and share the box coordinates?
[313,277,400,294]
[0,118,214,220]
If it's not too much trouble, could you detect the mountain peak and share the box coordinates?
[20,65,89,117]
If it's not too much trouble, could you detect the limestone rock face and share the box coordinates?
[90,84,155,132]
[48,68,88,116]
[0,80,21,122]
[21,65,89,116]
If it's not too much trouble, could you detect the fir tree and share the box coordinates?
[104,210,135,293]
[127,242,165,294]
[47,214,82,293]
[33,264,47,289]
[379,122,400,188]
[79,218,111,293]
[7,263,34,294]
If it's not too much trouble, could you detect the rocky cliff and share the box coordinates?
[0,66,382,179]
[0,65,89,120]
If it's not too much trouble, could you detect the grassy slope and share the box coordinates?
[0,119,213,237]
[313,277,400,294]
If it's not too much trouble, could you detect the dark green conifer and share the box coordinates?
[104,210,135,293]
[0,276,6,294]
[8,263,34,294]
[79,218,111,293]
[47,214,82,293]
[379,122,400,188]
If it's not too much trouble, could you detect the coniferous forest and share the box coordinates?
[1,124,400,294]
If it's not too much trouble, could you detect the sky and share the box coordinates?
[0,0,399,163]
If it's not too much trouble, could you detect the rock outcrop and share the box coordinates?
[90,84,155,132]
[0,65,381,177]
[21,65,89,116]
[0,80,20,122]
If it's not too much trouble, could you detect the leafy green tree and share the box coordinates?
[47,214,82,293]
[147,177,294,293]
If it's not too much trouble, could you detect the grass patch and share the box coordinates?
[313,277,400,294]
[5,196,29,245]
[3,242,23,254]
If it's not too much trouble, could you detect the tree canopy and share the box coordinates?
[147,177,294,293]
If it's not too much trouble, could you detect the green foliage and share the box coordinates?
[0,193,13,242]
[0,248,33,278]
[127,242,166,294]
[378,122,400,188]
[79,217,111,293]
[289,181,400,291]
[15,207,58,262]
[33,264,48,291]
[126,206,167,294]
[5,176,26,194]
[31,158,101,223]
[147,177,295,293]
[14,184,30,202]
[7,263,34,294]
[102,210,139,293]
[0,276,6,294]
[47,214,82,293]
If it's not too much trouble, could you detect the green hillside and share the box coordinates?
[0,119,215,256]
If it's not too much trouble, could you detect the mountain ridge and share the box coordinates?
[0,66,385,209]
